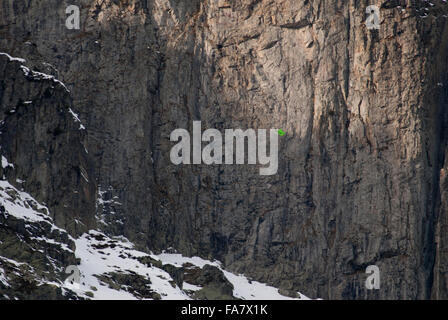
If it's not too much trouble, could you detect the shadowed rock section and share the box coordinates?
[1,0,448,299]
[0,53,96,236]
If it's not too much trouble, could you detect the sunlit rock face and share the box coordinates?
[1,0,448,299]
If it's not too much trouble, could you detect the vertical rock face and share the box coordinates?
[0,53,96,236]
[0,53,95,299]
[1,0,448,299]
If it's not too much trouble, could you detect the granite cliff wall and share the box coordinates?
[1,0,448,299]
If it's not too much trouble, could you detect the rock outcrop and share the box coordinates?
[1,0,448,299]
[0,53,96,236]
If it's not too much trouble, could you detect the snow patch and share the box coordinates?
[68,108,86,130]
[20,65,70,93]
[0,180,68,236]
[66,230,311,300]
[69,230,190,300]
[30,236,73,253]
[0,267,10,287]
[0,52,26,63]
[1,156,14,169]
[150,252,310,300]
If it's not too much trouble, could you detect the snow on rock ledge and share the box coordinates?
[69,230,310,300]
[0,177,310,300]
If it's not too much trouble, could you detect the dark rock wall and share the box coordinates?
[0,54,96,236]
[0,53,93,299]
[1,0,448,299]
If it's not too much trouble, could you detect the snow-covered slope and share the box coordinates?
[0,178,78,299]
[0,173,309,300]
[69,230,310,300]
